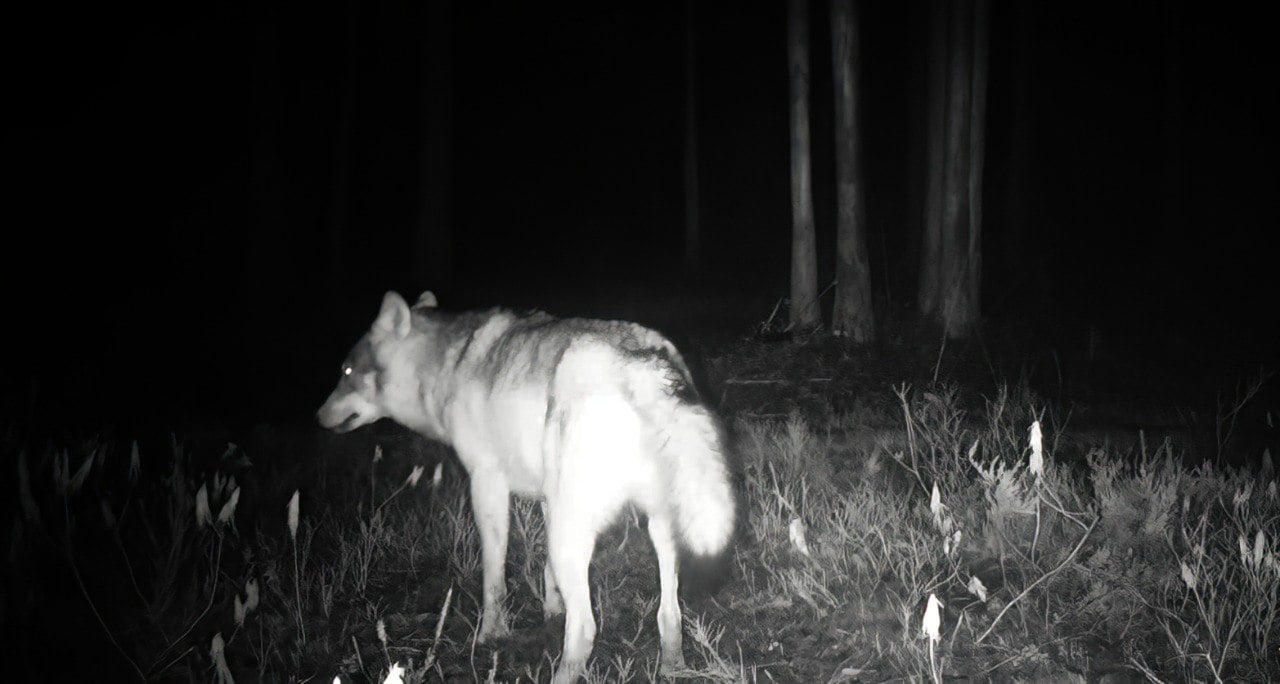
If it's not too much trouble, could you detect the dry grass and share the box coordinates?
[5,341,1278,682]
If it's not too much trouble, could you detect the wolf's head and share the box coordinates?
[317,290,437,433]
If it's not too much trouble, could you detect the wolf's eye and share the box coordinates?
[342,364,353,376]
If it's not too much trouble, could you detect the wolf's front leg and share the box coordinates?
[470,475,512,642]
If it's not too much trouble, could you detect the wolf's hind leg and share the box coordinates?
[541,501,565,618]
[648,515,687,673]
[470,475,511,642]
[547,510,596,684]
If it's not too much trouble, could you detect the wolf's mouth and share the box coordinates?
[335,412,361,432]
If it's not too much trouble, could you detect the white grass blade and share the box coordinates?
[287,490,300,540]
[966,576,988,602]
[1028,420,1044,480]
[196,484,212,528]
[382,663,405,684]
[244,578,259,614]
[788,517,811,557]
[217,487,241,527]
[922,594,943,644]
[211,632,234,683]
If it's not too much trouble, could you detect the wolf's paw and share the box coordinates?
[550,657,585,684]
[477,612,511,644]
[659,649,688,676]
[543,595,565,619]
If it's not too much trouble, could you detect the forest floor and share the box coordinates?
[6,290,1278,682]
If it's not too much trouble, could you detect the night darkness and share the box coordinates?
[6,2,1280,681]
[4,1,1277,428]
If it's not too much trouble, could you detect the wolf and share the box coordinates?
[317,291,736,682]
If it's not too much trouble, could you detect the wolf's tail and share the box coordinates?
[601,331,736,558]
[662,401,736,558]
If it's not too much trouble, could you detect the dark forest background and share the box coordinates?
[4,1,1276,431]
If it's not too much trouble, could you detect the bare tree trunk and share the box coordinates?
[919,0,987,340]
[965,0,988,321]
[415,0,454,287]
[830,0,874,342]
[683,0,701,276]
[918,3,947,318]
[939,0,973,338]
[788,0,821,331]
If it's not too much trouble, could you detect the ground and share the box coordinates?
[5,293,1277,682]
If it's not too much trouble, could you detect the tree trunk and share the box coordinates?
[920,0,986,340]
[965,0,988,324]
[829,0,874,342]
[683,0,701,276]
[918,3,947,318]
[939,0,973,338]
[415,0,454,287]
[788,0,821,331]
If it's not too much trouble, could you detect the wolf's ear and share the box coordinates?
[414,291,438,309]
[374,291,412,338]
